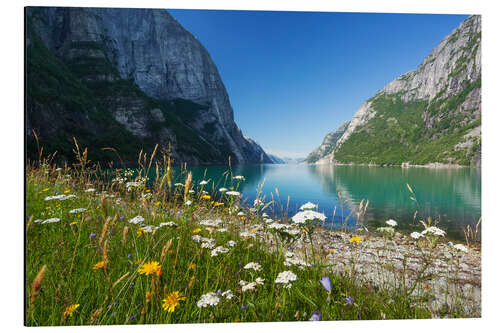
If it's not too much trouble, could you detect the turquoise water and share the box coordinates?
[168,164,481,241]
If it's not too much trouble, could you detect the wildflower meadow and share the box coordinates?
[25,142,480,326]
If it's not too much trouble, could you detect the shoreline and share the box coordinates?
[270,225,481,317]
[310,160,480,169]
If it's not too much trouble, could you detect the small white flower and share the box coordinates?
[158,221,177,228]
[174,183,184,187]
[386,219,398,227]
[219,187,228,192]
[244,262,262,271]
[188,190,195,194]
[42,218,60,224]
[226,240,237,247]
[268,223,287,230]
[421,226,446,237]
[185,200,192,206]
[201,239,216,249]
[255,277,265,285]
[233,175,245,181]
[377,226,395,235]
[291,210,326,224]
[69,208,86,214]
[300,202,316,211]
[196,292,220,308]
[199,180,209,185]
[453,244,468,253]
[200,219,222,227]
[254,198,263,207]
[262,213,269,218]
[192,235,202,242]
[210,246,229,257]
[129,216,145,225]
[217,228,228,233]
[237,212,246,217]
[410,232,423,239]
[85,188,96,193]
[239,231,255,238]
[222,290,234,299]
[226,191,241,196]
[275,270,297,286]
[241,281,257,292]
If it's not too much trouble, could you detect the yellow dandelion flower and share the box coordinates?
[70,221,78,226]
[302,228,307,233]
[63,304,80,318]
[93,261,106,270]
[137,228,145,237]
[42,188,49,192]
[146,189,150,193]
[329,249,335,254]
[188,263,196,270]
[349,236,362,244]
[213,202,224,207]
[162,291,186,312]
[192,228,201,234]
[201,195,211,200]
[64,189,71,194]
[155,201,161,206]
[138,261,161,276]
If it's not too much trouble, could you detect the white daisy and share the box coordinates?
[275,270,297,286]
[291,210,326,224]
[128,216,145,225]
[42,217,61,224]
[244,262,262,271]
[421,226,446,237]
[69,208,86,214]
[453,244,468,253]
[226,191,241,196]
[300,202,316,211]
[410,232,423,239]
[196,292,219,308]
[386,219,398,227]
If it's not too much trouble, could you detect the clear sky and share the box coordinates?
[168,9,469,158]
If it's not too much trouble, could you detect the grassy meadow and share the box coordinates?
[25,143,477,326]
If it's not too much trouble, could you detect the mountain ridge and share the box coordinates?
[311,15,481,167]
[26,7,272,166]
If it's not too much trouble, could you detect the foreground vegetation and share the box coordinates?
[25,144,478,326]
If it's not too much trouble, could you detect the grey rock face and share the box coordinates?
[306,120,350,163]
[27,7,271,165]
[312,15,481,166]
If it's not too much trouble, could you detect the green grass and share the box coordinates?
[25,145,476,326]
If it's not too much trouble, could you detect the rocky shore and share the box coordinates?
[284,228,481,317]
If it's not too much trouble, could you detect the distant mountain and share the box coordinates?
[309,15,481,167]
[267,153,305,164]
[25,7,273,165]
[268,154,286,164]
[305,121,350,163]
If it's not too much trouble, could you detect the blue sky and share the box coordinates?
[168,10,468,158]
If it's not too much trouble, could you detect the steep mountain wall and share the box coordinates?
[26,7,272,165]
[313,15,481,167]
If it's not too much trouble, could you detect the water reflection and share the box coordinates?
[168,164,481,241]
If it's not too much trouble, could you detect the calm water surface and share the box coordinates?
[168,164,481,241]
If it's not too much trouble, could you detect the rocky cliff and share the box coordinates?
[26,7,272,165]
[313,15,481,167]
[305,121,350,163]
